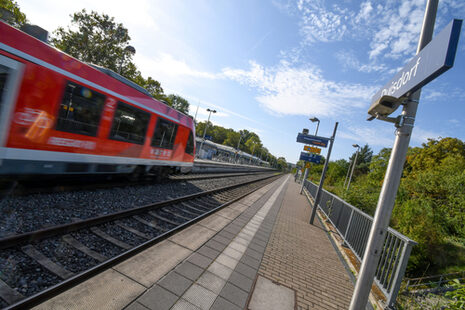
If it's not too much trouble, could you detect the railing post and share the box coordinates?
[386,240,416,309]
[344,208,354,237]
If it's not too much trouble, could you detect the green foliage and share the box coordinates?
[165,94,189,114]
[445,279,465,309]
[52,10,132,73]
[310,138,465,277]
[0,0,27,27]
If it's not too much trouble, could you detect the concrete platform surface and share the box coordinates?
[35,175,355,310]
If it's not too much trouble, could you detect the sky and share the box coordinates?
[19,0,465,163]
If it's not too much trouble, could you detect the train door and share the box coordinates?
[0,54,24,153]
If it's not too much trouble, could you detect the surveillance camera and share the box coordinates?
[367,95,402,120]
[302,128,309,135]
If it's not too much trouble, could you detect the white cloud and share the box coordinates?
[136,53,218,80]
[338,125,394,147]
[335,50,387,73]
[297,0,349,43]
[223,60,378,117]
[411,127,442,144]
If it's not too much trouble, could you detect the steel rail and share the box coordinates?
[4,173,282,310]
[0,173,278,249]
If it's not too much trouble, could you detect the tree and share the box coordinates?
[166,94,189,114]
[52,10,134,74]
[0,0,27,28]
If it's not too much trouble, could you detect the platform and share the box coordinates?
[34,175,356,310]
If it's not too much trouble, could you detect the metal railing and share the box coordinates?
[303,180,417,309]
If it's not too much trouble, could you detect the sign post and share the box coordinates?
[349,1,462,309]
[309,122,338,224]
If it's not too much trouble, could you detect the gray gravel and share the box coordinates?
[99,223,146,246]
[0,174,269,238]
[35,237,99,273]
[70,230,123,258]
[0,248,60,297]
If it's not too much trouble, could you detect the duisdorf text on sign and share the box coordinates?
[370,19,462,106]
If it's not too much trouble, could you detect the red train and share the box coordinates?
[0,21,195,178]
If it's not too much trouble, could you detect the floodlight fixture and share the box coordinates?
[367,95,403,121]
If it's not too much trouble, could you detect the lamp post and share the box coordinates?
[235,133,244,163]
[300,117,320,193]
[119,45,136,74]
[198,108,216,159]
[309,117,320,135]
[346,144,360,190]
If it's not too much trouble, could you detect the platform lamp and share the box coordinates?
[197,108,216,159]
[309,117,320,136]
[346,144,360,190]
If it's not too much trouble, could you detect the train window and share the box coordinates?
[185,131,194,155]
[109,102,150,145]
[0,64,8,110]
[151,118,178,149]
[56,81,105,137]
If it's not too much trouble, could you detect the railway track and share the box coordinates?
[0,173,281,309]
[0,171,267,198]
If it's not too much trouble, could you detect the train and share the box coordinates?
[195,136,269,167]
[0,21,196,179]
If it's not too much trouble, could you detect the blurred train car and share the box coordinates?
[0,22,196,179]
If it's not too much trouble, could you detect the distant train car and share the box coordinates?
[195,137,268,166]
[0,21,195,178]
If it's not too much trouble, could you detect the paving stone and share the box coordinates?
[240,254,261,270]
[216,253,239,270]
[158,271,192,296]
[196,271,226,294]
[197,245,220,260]
[187,253,213,269]
[183,284,217,309]
[212,234,232,246]
[210,296,242,310]
[205,239,227,252]
[219,282,249,308]
[223,247,243,260]
[235,262,258,280]
[137,285,178,310]
[248,242,266,253]
[245,248,263,261]
[175,261,204,281]
[171,299,201,310]
[124,301,150,310]
[207,261,233,280]
[228,271,254,292]
[217,230,235,241]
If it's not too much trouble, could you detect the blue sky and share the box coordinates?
[20,0,465,163]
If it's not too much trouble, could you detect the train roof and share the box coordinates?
[0,21,194,129]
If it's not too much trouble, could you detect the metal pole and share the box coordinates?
[349,1,438,308]
[310,122,338,224]
[299,167,309,192]
[198,111,212,158]
[347,147,359,190]
[193,103,200,124]
[343,158,353,188]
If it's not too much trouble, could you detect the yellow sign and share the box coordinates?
[304,146,321,154]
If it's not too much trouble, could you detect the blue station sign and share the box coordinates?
[296,133,329,148]
[370,19,462,106]
[300,152,321,164]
